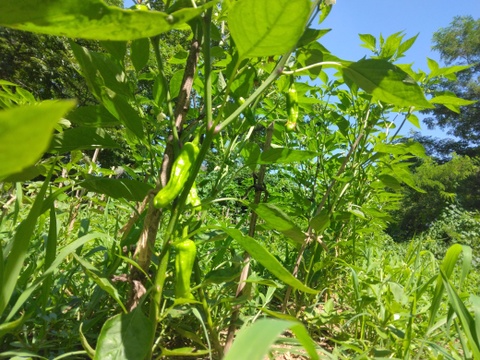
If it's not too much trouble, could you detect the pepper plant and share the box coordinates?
[0,0,475,359]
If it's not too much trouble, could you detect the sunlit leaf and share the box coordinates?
[222,227,317,294]
[0,101,75,179]
[224,318,319,360]
[250,203,305,245]
[0,0,215,40]
[260,148,317,164]
[343,59,433,109]
[228,0,311,59]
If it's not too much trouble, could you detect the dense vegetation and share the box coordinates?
[0,1,479,359]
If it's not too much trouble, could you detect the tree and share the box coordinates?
[423,16,480,143]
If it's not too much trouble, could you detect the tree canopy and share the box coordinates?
[423,16,480,144]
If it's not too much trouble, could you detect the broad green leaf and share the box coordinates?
[342,59,433,109]
[228,0,311,59]
[374,142,425,157]
[0,0,214,40]
[73,254,127,313]
[70,42,132,100]
[260,148,317,164]
[241,142,261,170]
[297,28,331,48]
[81,177,154,202]
[131,38,150,72]
[309,210,331,233]
[94,306,154,360]
[0,101,75,179]
[101,93,145,139]
[67,105,121,127]
[222,227,317,294]
[224,319,319,360]
[250,203,305,245]
[430,95,476,114]
[49,127,119,153]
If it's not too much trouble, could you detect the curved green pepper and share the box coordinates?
[286,82,298,131]
[154,141,199,209]
[174,239,196,299]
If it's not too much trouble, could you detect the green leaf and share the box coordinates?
[228,0,311,59]
[73,254,127,313]
[101,93,145,139]
[0,313,26,339]
[94,306,154,360]
[250,203,305,245]
[131,38,150,72]
[70,42,131,100]
[222,227,317,294]
[440,270,480,358]
[374,142,425,157]
[342,59,433,109]
[224,319,319,360]
[81,177,154,202]
[6,233,105,321]
[297,28,331,48]
[359,33,376,51]
[429,244,464,327]
[0,168,52,316]
[309,210,330,233]
[68,105,121,127]
[0,0,214,40]
[241,142,261,170]
[49,127,119,153]
[430,95,476,114]
[260,148,317,164]
[0,101,75,179]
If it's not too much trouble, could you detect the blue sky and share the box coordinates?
[319,0,480,139]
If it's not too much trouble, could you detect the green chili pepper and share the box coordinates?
[154,141,199,209]
[174,239,196,299]
[286,81,298,131]
[186,181,201,210]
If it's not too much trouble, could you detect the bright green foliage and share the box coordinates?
[424,16,480,143]
[389,155,480,240]
[0,100,75,179]
[0,1,478,359]
[228,0,311,59]
[0,0,214,40]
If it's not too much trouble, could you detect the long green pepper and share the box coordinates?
[153,141,199,209]
[174,239,196,299]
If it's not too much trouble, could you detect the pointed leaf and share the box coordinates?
[131,38,150,72]
[81,177,154,202]
[0,0,215,41]
[0,101,75,179]
[73,254,127,313]
[49,127,119,153]
[228,0,311,59]
[343,59,433,109]
[222,227,317,294]
[250,203,305,245]
[260,148,317,164]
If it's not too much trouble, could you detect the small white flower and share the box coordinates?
[325,0,336,5]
